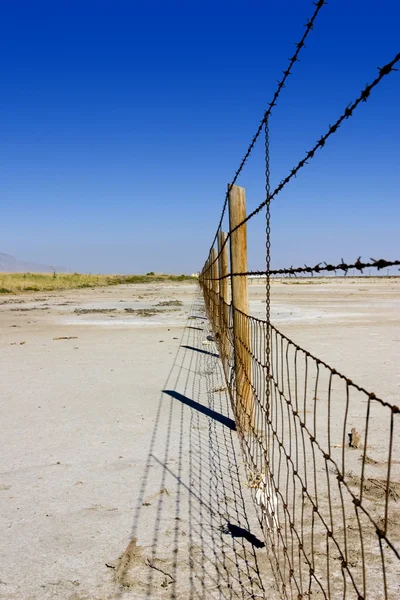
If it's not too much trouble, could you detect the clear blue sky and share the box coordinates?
[1,0,399,274]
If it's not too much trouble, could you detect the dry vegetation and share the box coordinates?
[0,272,194,294]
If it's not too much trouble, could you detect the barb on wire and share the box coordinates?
[207,0,327,254]
[233,52,400,230]
[204,257,400,281]
[205,51,400,272]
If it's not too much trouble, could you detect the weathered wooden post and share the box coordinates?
[201,264,206,301]
[218,230,229,376]
[228,184,253,431]
[210,248,219,335]
[203,256,210,317]
[207,253,212,318]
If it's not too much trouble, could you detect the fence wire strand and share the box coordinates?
[203,257,400,281]
[200,289,400,599]
[199,9,399,598]
[205,50,400,276]
[207,0,327,255]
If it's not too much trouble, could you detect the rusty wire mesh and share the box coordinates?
[200,285,400,599]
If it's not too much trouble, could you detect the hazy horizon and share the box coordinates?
[1,250,398,278]
[1,1,399,274]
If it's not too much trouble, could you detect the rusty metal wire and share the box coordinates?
[202,257,400,281]
[205,51,400,276]
[232,53,400,233]
[207,0,327,255]
[200,285,400,598]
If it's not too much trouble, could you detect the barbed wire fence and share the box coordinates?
[198,2,400,598]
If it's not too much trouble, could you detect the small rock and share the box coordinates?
[348,427,361,449]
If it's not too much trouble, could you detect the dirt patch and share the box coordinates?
[72,306,181,318]
[347,473,400,502]
[156,300,183,307]
[0,299,26,305]
[124,307,179,317]
[113,538,143,587]
[74,309,117,315]
[124,308,158,317]
[108,538,174,590]
[10,307,49,312]
[359,454,380,465]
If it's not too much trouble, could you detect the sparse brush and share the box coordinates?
[0,272,195,294]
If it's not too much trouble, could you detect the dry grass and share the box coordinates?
[0,272,194,294]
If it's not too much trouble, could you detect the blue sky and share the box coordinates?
[1,0,399,274]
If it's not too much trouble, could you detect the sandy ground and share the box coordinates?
[247,278,400,599]
[0,279,399,599]
[249,277,400,402]
[0,283,272,600]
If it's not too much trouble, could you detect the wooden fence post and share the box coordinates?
[204,255,210,317]
[207,253,213,318]
[218,230,229,376]
[228,184,253,430]
[210,248,219,335]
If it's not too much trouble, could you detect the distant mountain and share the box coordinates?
[0,252,64,273]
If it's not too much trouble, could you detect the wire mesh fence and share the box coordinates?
[198,3,399,597]
[200,285,400,599]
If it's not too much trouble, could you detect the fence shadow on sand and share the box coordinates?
[114,296,275,599]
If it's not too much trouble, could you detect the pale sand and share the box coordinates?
[0,279,399,599]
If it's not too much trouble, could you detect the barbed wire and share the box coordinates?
[205,51,400,275]
[203,257,400,281]
[207,0,327,254]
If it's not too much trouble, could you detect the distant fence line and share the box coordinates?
[198,2,399,598]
